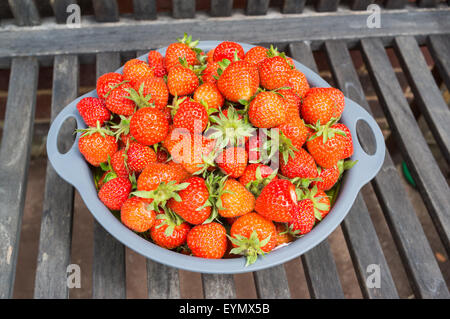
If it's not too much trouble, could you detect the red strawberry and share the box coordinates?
[239,163,277,188]
[207,49,215,63]
[193,83,224,111]
[167,65,200,96]
[126,142,157,172]
[244,46,269,65]
[123,59,154,88]
[213,41,245,62]
[121,197,156,232]
[78,127,118,167]
[150,212,191,249]
[215,146,248,178]
[96,72,124,100]
[313,165,340,191]
[229,212,278,265]
[111,149,129,178]
[98,177,132,210]
[259,56,291,90]
[165,34,200,71]
[285,69,309,98]
[254,179,297,222]
[307,87,345,119]
[130,107,169,146]
[217,60,259,102]
[301,89,335,125]
[134,76,169,110]
[202,61,220,84]
[173,99,208,134]
[137,162,189,192]
[147,50,167,77]
[288,199,315,236]
[298,186,331,221]
[217,178,255,218]
[333,123,353,158]
[105,82,136,116]
[156,148,169,163]
[249,91,287,128]
[277,116,308,163]
[167,176,212,225]
[76,97,111,127]
[280,148,318,179]
[187,222,227,259]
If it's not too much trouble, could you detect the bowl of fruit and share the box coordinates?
[47,36,385,273]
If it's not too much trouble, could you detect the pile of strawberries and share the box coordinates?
[76,34,355,265]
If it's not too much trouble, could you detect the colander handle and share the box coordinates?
[46,101,87,188]
[345,98,386,183]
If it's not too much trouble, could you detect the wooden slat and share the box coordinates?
[289,41,345,299]
[1,8,449,58]
[282,0,306,13]
[33,55,78,299]
[93,0,119,22]
[393,36,450,162]
[91,52,126,299]
[246,0,270,15]
[211,0,233,17]
[173,0,195,19]
[361,38,450,259]
[351,0,374,10]
[253,266,291,298]
[202,274,236,298]
[133,0,157,20]
[316,0,340,12]
[8,0,40,25]
[427,35,450,92]
[147,260,180,298]
[51,0,77,24]
[417,0,439,7]
[384,0,406,8]
[0,57,39,298]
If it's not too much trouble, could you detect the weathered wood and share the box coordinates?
[211,0,233,17]
[91,52,126,299]
[147,260,180,298]
[202,274,236,298]
[316,0,340,12]
[384,0,406,8]
[0,57,39,299]
[1,8,449,58]
[33,55,78,299]
[173,0,195,19]
[253,266,291,298]
[246,0,270,15]
[8,0,41,25]
[393,36,450,163]
[133,0,157,20]
[361,38,450,259]
[50,0,77,24]
[427,35,450,92]
[282,0,306,13]
[350,0,374,10]
[289,41,345,299]
[93,0,119,22]
[417,0,439,7]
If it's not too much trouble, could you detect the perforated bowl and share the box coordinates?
[47,41,385,274]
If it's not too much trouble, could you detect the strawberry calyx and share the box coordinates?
[124,82,156,110]
[290,175,322,190]
[155,207,185,237]
[296,185,330,221]
[337,159,358,174]
[245,166,278,197]
[213,58,232,80]
[228,230,272,266]
[262,128,298,165]
[177,33,199,49]
[103,80,129,99]
[203,172,229,223]
[306,118,346,144]
[110,115,131,142]
[168,95,188,118]
[76,120,115,138]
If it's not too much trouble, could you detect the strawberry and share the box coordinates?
[147,50,167,77]
[98,177,132,211]
[165,34,200,71]
[129,107,169,146]
[239,163,278,197]
[187,222,227,259]
[167,160,192,181]
[105,82,136,116]
[298,186,331,221]
[78,125,118,167]
[76,97,111,127]
[229,212,277,265]
[248,91,287,128]
[126,142,157,172]
[313,165,340,191]
[120,197,156,232]
[277,88,301,119]
[136,162,189,193]
[167,64,200,96]
[285,69,310,98]
[207,49,215,63]
[173,99,208,134]
[150,212,191,249]
[277,116,308,163]
[110,149,129,178]
[259,56,291,90]
[96,72,124,100]
[167,176,212,225]
[156,148,169,163]
[333,123,353,158]
[202,61,220,84]
[307,87,345,119]
[217,60,259,102]
[134,76,169,110]
[275,223,293,246]
[306,121,347,169]
[246,132,262,162]
[122,59,154,88]
[301,89,335,125]
[215,146,248,178]
[217,178,255,218]
[193,83,224,111]
[288,199,315,236]
[244,46,269,65]
[254,179,297,222]
[213,41,245,62]
[280,148,318,179]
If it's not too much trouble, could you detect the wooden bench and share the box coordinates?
[0,0,449,299]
